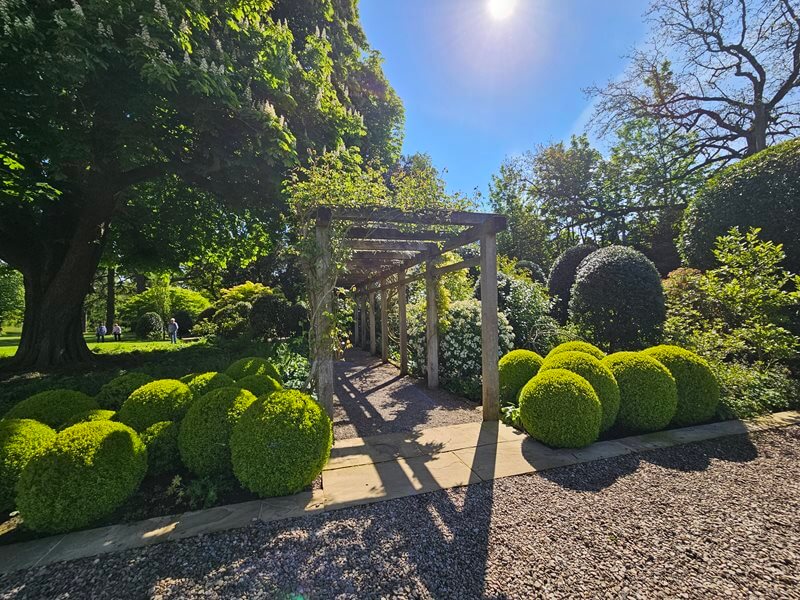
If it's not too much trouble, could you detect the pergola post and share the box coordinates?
[312,209,335,417]
[398,270,408,375]
[380,279,388,363]
[359,294,368,350]
[425,259,439,389]
[480,229,500,421]
[353,294,360,347]
[368,291,377,356]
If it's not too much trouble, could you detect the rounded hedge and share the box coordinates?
[238,374,282,398]
[225,357,282,384]
[0,419,56,512]
[117,379,194,432]
[3,390,98,429]
[16,421,147,533]
[250,292,294,339]
[183,372,236,398]
[680,138,800,273]
[518,369,601,448]
[135,311,164,341]
[179,387,257,477]
[601,352,678,433]
[95,372,155,410]
[140,421,179,476]
[548,244,598,324]
[59,409,116,430]
[516,260,546,284]
[231,390,332,497]
[641,345,720,426]
[540,351,620,432]
[179,373,197,384]
[546,341,606,361]
[498,350,543,407]
[569,245,666,351]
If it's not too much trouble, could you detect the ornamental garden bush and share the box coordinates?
[135,311,164,341]
[498,349,543,407]
[548,243,597,324]
[95,372,154,410]
[117,379,194,432]
[231,390,332,497]
[0,419,56,512]
[519,369,601,448]
[642,345,720,426]
[3,390,98,429]
[238,374,282,397]
[140,421,179,476]
[179,387,257,477]
[546,341,606,361]
[16,421,147,533]
[183,372,236,398]
[212,302,252,339]
[540,351,620,432]
[59,409,116,430]
[601,352,677,433]
[225,356,282,383]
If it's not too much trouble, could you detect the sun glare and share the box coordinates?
[487,0,518,21]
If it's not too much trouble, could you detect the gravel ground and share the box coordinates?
[333,349,482,439]
[2,426,799,599]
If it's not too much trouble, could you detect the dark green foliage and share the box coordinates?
[502,276,561,355]
[714,362,800,420]
[0,419,56,512]
[212,302,252,339]
[179,387,257,477]
[183,372,236,399]
[173,310,193,338]
[642,345,720,426]
[546,341,606,361]
[249,292,293,340]
[238,374,282,397]
[231,390,332,497]
[569,246,666,351]
[601,352,678,433]
[548,244,597,324]
[680,139,800,273]
[225,357,282,383]
[517,261,546,284]
[136,312,164,341]
[117,380,194,432]
[140,421,179,476]
[16,421,147,533]
[541,351,620,432]
[95,372,155,410]
[519,369,602,448]
[195,307,216,325]
[59,409,116,430]
[498,350,543,407]
[3,390,98,429]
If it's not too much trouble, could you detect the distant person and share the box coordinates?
[167,318,179,344]
[112,323,122,342]
[95,323,107,342]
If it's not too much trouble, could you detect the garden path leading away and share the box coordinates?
[333,348,482,440]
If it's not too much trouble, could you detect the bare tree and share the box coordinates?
[589,0,800,166]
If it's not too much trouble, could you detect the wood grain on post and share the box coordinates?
[360,295,368,350]
[380,279,388,363]
[480,231,500,421]
[425,260,439,389]
[313,211,334,417]
[398,271,408,375]
[368,291,377,356]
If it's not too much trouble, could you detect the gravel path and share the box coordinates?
[333,349,482,439]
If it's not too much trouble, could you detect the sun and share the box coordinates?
[487,0,518,21]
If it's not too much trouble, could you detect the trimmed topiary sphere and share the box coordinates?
[518,369,601,448]
[135,311,164,341]
[59,409,116,430]
[117,379,194,432]
[238,374,282,397]
[3,390,98,429]
[548,244,598,324]
[601,352,678,433]
[231,390,332,497]
[16,421,147,533]
[498,350,543,407]
[546,341,606,361]
[183,372,236,398]
[540,351,620,432]
[95,372,154,410]
[641,345,720,427]
[0,419,56,512]
[140,421,179,476]
[179,387,257,477]
[225,357,282,384]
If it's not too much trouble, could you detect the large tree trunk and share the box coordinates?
[106,266,116,328]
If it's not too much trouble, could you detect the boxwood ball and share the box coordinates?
[498,350,544,407]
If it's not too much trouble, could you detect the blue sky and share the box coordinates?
[359,0,648,201]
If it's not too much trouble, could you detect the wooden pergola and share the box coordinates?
[310,206,507,422]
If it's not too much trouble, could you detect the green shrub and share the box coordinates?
[540,351,620,432]
[546,341,606,361]
[601,352,678,433]
[0,419,56,512]
[680,138,800,273]
[498,350,543,407]
[231,390,332,497]
[641,345,720,426]
[179,387,257,477]
[179,373,197,384]
[517,260,546,284]
[503,276,560,354]
[548,244,597,324]
[249,292,294,340]
[518,369,601,448]
[212,302,252,339]
[16,421,147,533]
[183,372,236,398]
[225,357,282,383]
[119,286,210,327]
[117,379,194,431]
[135,312,164,340]
[3,390,98,429]
[713,361,800,420]
[140,421,179,476]
[569,246,666,351]
[59,409,116,430]
[238,374,282,397]
[95,372,155,410]
[173,310,193,338]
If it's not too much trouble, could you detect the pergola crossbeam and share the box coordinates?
[328,206,500,226]
[346,227,451,242]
